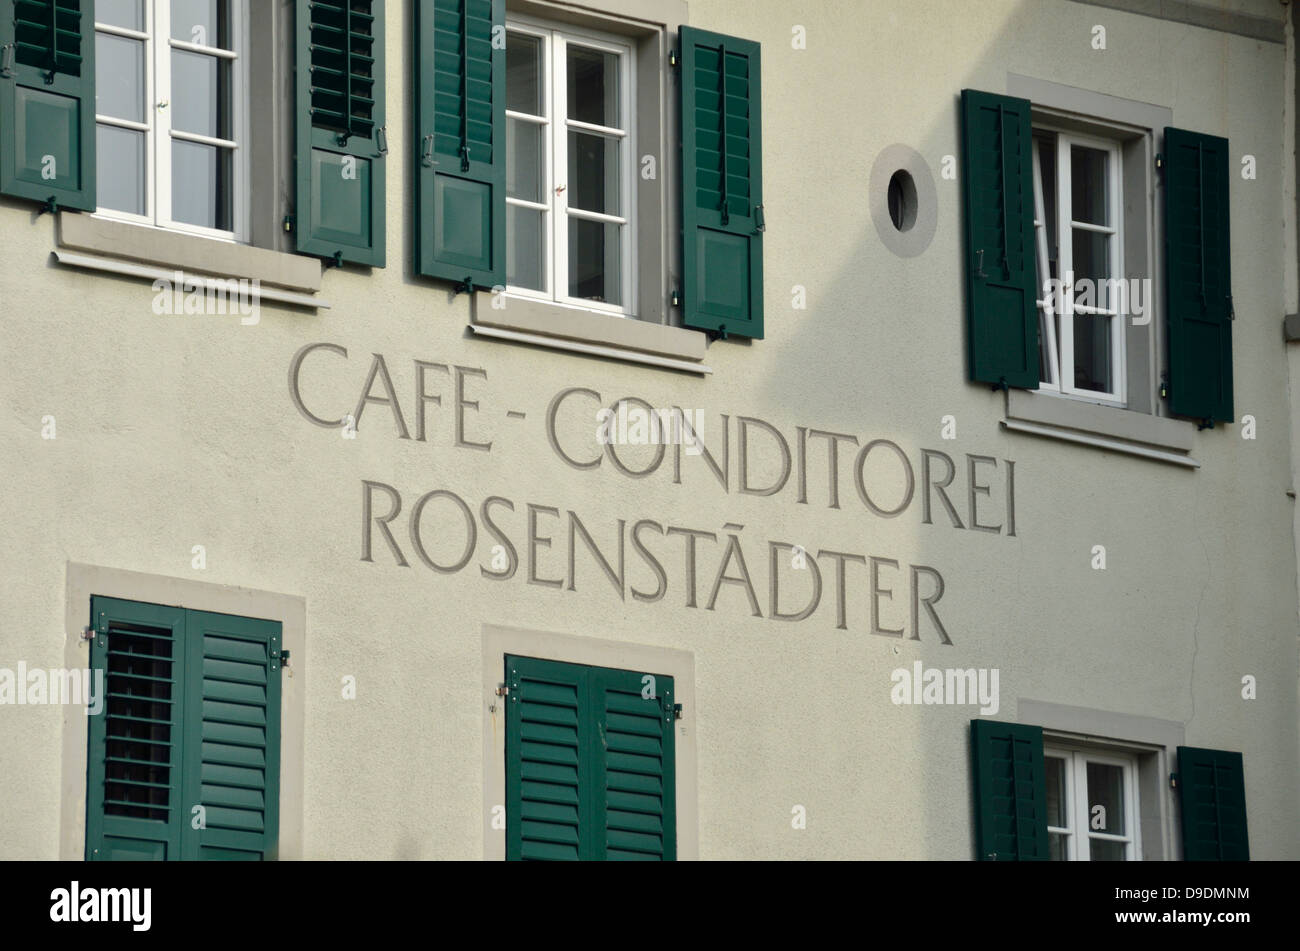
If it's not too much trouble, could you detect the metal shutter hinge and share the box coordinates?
[0,43,13,78]
[495,684,509,697]
[669,49,679,68]
[1170,772,1178,789]
[673,703,683,720]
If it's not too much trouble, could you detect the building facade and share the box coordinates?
[1,0,1297,860]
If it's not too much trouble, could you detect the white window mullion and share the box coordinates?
[1109,142,1125,405]
[1070,751,1092,861]
[552,33,570,305]
[1032,137,1059,389]
[1056,135,1076,397]
[153,1,173,231]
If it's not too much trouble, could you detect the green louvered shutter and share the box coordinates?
[1164,128,1233,425]
[1177,746,1249,860]
[86,597,186,861]
[294,0,386,266]
[960,90,1038,389]
[970,719,1049,861]
[680,27,763,340]
[179,609,283,860]
[506,655,591,861]
[592,666,676,860]
[505,655,677,861]
[415,0,504,290]
[0,0,95,210]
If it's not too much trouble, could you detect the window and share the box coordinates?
[85,596,282,860]
[504,653,675,860]
[1045,747,1140,860]
[1032,129,1125,404]
[505,19,634,315]
[94,0,247,240]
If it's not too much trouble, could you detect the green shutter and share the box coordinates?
[179,610,283,860]
[970,719,1049,861]
[294,0,386,266]
[415,0,504,290]
[1164,128,1233,425]
[1177,746,1249,860]
[0,0,95,210]
[86,599,282,861]
[960,89,1038,389]
[679,27,763,340]
[505,655,676,861]
[86,597,186,861]
[591,666,676,860]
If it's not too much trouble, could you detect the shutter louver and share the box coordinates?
[1177,746,1249,860]
[0,0,95,210]
[680,27,764,340]
[593,667,676,861]
[415,0,505,289]
[181,610,283,860]
[1164,127,1234,425]
[87,598,185,861]
[970,719,1049,861]
[505,655,676,861]
[960,89,1039,390]
[294,0,386,266]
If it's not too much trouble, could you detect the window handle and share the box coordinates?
[157,100,169,110]
[555,184,567,194]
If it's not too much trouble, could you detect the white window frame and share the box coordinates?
[505,15,637,318]
[1046,746,1142,861]
[1032,127,1125,406]
[94,1,249,244]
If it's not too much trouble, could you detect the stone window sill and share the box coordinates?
[1003,389,1198,468]
[470,292,711,374]
[53,212,328,308]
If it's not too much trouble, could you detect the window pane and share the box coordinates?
[1071,145,1109,226]
[1089,838,1127,861]
[95,33,146,123]
[172,0,233,50]
[1073,315,1113,393]
[97,125,146,215]
[568,131,619,215]
[1072,230,1111,290]
[567,45,619,128]
[507,33,542,116]
[96,0,144,31]
[507,117,543,203]
[171,50,232,139]
[1037,135,1058,279]
[1049,832,1068,861]
[1086,761,1126,835]
[1045,756,1067,828]
[568,218,621,305]
[507,204,545,292]
[172,140,232,230]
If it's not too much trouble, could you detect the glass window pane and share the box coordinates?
[507,117,543,203]
[172,140,232,231]
[1089,838,1127,861]
[1037,136,1058,281]
[568,131,619,216]
[171,50,232,139]
[1071,145,1109,226]
[97,124,146,215]
[567,45,619,128]
[95,33,146,123]
[568,218,621,305]
[507,204,545,292]
[96,0,144,31]
[172,0,232,50]
[1073,315,1113,393]
[507,33,542,116]
[1045,756,1067,828]
[1071,230,1111,289]
[1049,832,1068,861]
[1086,761,1126,835]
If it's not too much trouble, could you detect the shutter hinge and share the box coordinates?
[1170,772,1178,789]
[670,289,681,308]
[1155,152,1164,171]
[673,703,683,720]
[1227,294,1235,320]
[282,214,294,233]
[669,49,680,68]
[754,203,766,233]
[279,649,290,666]
[0,43,14,78]
[80,625,95,643]
[495,684,509,697]
[376,126,388,157]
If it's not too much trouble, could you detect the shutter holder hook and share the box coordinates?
[455,277,476,296]
[324,251,343,269]
[37,196,58,217]
[991,376,1009,393]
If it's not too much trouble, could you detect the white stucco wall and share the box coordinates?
[1,0,1296,859]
